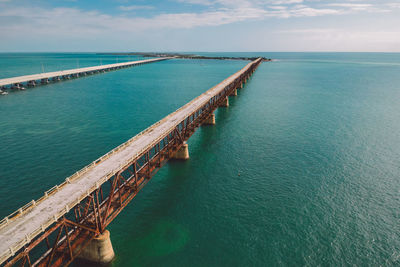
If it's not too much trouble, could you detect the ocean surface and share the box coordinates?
[0,52,399,266]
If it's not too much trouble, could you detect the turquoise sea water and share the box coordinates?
[0,53,399,266]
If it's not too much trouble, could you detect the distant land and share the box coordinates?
[99,52,272,62]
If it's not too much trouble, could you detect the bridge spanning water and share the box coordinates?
[0,57,170,92]
[0,58,262,266]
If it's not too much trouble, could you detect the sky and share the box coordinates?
[0,0,399,52]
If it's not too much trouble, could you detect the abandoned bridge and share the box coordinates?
[0,58,262,266]
[0,57,170,92]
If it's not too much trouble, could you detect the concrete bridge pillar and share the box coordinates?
[13,83,25,90]
[220,97,229,107]
[240,82,243,89]
[203,113,215,125]
[41,78,49,84]
[230,89,237,96]
[172,142,189,160]
[27,80,36,87]
[79,230,115,264]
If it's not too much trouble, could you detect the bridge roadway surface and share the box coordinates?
[0,57,170,88]
[0,58,261,264]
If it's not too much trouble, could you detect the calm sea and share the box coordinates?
[0,52,399,266]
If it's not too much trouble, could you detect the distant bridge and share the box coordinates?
[0,58,262,266]
[0,57,170,92]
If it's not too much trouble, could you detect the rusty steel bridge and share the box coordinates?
[0,58,262,266]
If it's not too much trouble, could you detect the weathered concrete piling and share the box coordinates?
[220,97,229,107]
[79,230,115,264]
[41,78,49,84]
[203,113,216,125]
[173,142,190,160]
[27,80,36,87]
[12,83,25,90]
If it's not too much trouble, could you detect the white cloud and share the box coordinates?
[176,0,214,5]
[325,3,373,11]
[0,6,265,37]
[118,5,154,11]
[276,28,400,51]
[325,2,391,12]
[278,28,400,43]
[171,0,394,16]
[0,4,344,38]
[177,0,254,7]
[0,1,399,51]
[385,3,400,8]
[326,3,372,8]
[0,1,396,41]
[291,7,340,16]
[272,0,303,4]
[269,5,287,10]
[179,0,304,7]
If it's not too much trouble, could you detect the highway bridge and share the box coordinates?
[0,57,170,92]
[0,58,262,266]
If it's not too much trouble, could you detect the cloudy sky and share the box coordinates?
[0,0,399,52]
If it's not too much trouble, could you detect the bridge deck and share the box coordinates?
[0,58,261,264]
[0,57,170,87]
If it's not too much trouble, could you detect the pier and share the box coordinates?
[0,57,170,93]
[0,58,262,266]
